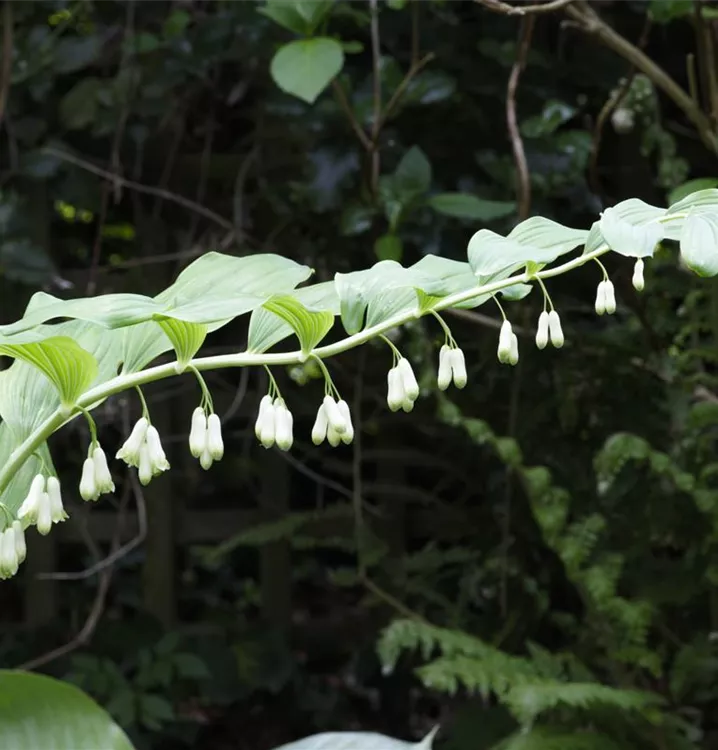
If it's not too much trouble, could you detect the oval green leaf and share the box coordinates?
[428,193,515,221]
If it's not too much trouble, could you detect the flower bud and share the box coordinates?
[387,368,404,412]
[508,332,519,366]
[323,395,347,435]
[13,521,26,564]
[632,259,645,292]
[594,281,607,316]
[397,358,419,402]
[311,403,328,445]
[116,417,149,467]
[401,397,415,413]
[548,310,564,348]
[47,477,67,524]
[199,446,213,471]
[80,457,98,501]
[603,280,616,314]
[536,311,549,350]
[207,413,224,460]
[146,426,170,473]
[450,349,467,389]
[138,444,153,486]
[255,395,273,440]
[498,320,513,364]
[437,346,452,391]
[327,425,342,448]
[189,407,208,458]
[36,493,52,536]
[275,402,294,452]
[93,447,115,494]
[18,474,46,523]
[336,400,354,444]
[259,403,276,449]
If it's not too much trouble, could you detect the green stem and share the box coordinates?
[593,257,609,280]
[189,366,214,413]
[429,310,456,347]
[379,334,402,365]
[0,225,680,500]
[309,355,339,399]
[535,276,553,311]
[135,386,150,422]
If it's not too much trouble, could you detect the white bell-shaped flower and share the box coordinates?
[189,407,208,458]
[387,368,404,412]
[437,346,452,391]
[0,528,18,579]
[508,332,519,366]
[79,457,98,501]
[138,444,153,486]
[12,521,26,564]
[595,280,607,316]
[311,403,328,445]
[327,425,342,447]
[397,358,419,402]
[199,446,213,471]
[259,401,277,449]
[548,310,564,348]
[632,259,645,291]
[146,426,170,474]
[47,477,67,524]
[336,400,354,444]
[449,348,467,389]
[603,279,616,314]
[536,311,549,350]
[93,447,115,494]
[116,417,149,467]
[274,401,294,451]
[255,395,273,441]
[497,320,513,364]
[18,474,46,523]
[36,492,52,536]
[207,414,224,460]
[322,395,347,434]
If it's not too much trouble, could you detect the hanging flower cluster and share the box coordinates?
[18,474,67,535]
[116,417,170,486]
[312,395,354,447]
[387,358,420,412]
[189,408,225,469]
[80,445,115,501]
[437,345,467,390]
[255,395,295,451]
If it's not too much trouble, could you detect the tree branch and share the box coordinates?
[564,1,717,154]
[507,17,535,221]
[475,0,574,16]
[42,147,237,235]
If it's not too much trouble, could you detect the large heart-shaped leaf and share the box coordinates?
[270,38,344,104]
[0,671,134,750]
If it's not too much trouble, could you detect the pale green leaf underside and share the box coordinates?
[272,727,437,750]
[0,670,135,750]
[261,295,335,356]
[156,318,208,371]
[248,281,339,353]
[680,212,718,277]
[0,336,98,409]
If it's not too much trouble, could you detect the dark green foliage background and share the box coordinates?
[1,1,717,749]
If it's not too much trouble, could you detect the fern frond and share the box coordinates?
[493,727,624,750]
[504,682,662,726]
